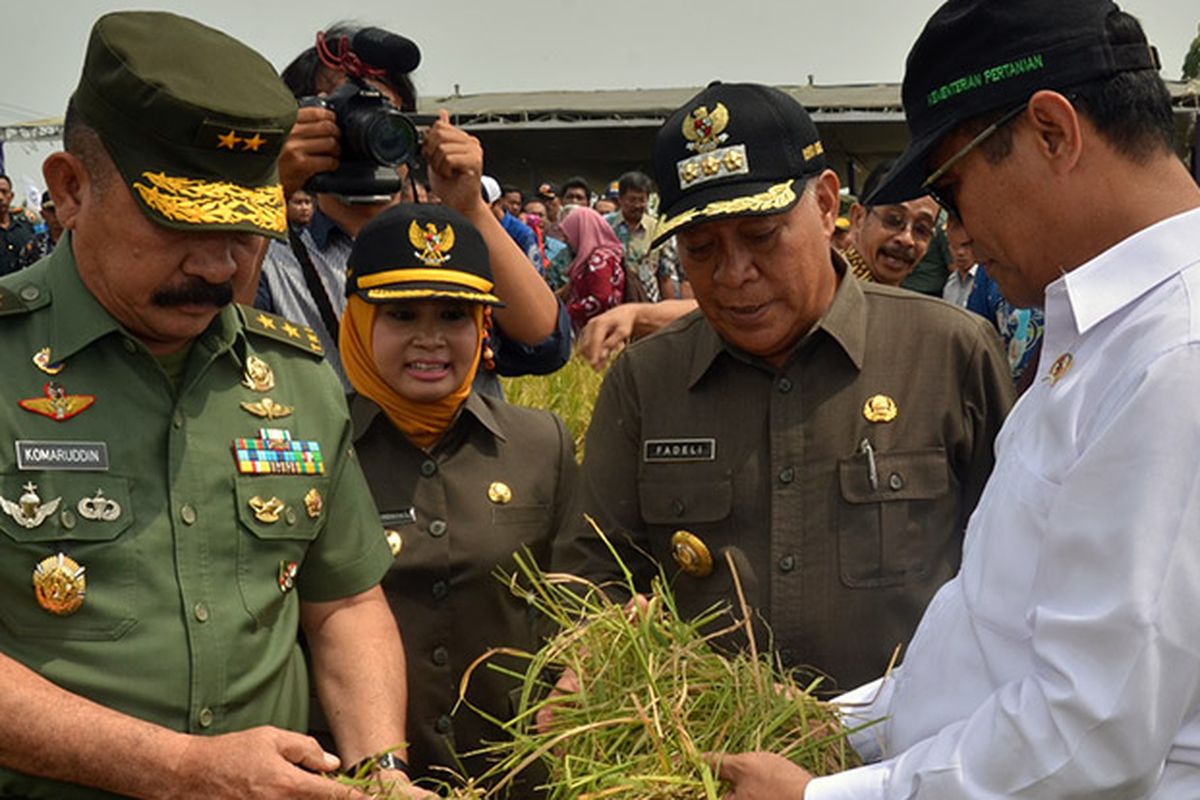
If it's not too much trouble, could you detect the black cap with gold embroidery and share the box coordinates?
[71,11,297,240]
[652,81,827,248]
[346,204,504,306]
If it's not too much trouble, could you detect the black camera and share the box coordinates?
[302,77,419,199]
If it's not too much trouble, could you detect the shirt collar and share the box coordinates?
[350,391,507,444]
[306,207,352,250]
[45,235,126,360]
[1050,206,1200,337]
[685,249,866,387]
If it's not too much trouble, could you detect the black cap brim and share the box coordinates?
[862,120,954,207]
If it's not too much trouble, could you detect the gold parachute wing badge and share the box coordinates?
[409,220,456,266]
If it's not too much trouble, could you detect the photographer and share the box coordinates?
[254,23,569,393]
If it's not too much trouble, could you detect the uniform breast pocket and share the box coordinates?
[0,475,136,640]
[492,504,554,562]
[234,475,328,628]
[639,475,734,581]
[837,448,952,588]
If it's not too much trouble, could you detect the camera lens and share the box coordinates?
[362,110,418,166]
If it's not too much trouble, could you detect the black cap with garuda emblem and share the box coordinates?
[71,11,298,240]
[346,203,505,307]
[651,81,828,248]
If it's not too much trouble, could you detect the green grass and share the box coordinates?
[501,357,607,460]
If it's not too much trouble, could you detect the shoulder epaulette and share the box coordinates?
[0,282,51,317]
[237,304,325,357]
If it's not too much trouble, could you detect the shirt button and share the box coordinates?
[197,707,214,728]
[434,715,453,734]
[429,519,447,538]
[778,467,795,485]
[60,510,77,530]
[432,646,449,666]
[779,648,796,666]
[19,285,40,302]
[122,338,138,354]
[778,554,796,573]
[431,581,449,600]
[889,473,905,491]
[671,498,685,517]
[180,504,197,525]
[284,508,297,526]
[777,377,793,394]
[193,603,210,623]
[172,410,184,429]
[420,460,438,477]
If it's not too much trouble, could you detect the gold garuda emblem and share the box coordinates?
[682,103,730,154]
[409,221,456,266]
[34,552,87,615]
[671,530,713,578]
[863,394,899,424]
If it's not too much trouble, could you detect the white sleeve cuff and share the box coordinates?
[835,676,895,763]
[806,762,889,800]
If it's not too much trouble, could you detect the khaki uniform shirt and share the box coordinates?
[0,240,391,799]
[351,393,577,782]
[553,255,1014,690]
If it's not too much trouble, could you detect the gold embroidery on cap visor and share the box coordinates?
[656,181,799,242]
[356,268,502,305]
[132,172,286,234]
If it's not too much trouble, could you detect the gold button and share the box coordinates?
[193,603,209,622]
[487,481,512,505]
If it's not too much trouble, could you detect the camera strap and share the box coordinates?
[286,225,343,346]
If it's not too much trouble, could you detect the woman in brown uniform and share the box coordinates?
[340,203,578,786]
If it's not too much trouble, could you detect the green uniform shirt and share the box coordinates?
[0,239,392,799]
[350,392,578,782]
[553,252,1015,691]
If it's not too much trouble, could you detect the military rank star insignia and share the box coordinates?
[19,382,95,421]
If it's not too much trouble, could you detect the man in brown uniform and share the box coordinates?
[553,82,1014,690]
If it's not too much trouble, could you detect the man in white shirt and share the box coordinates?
[717,1,1200,798]
[941,217,976,307]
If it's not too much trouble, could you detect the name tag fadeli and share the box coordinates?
[643,438,717,463]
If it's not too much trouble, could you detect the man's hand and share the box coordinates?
[710,752,813,800]
[170,725,367,799]
[577,304,640,370]
[421,109,486,214]
[278,105,341,198]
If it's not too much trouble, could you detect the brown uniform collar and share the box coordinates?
[686,249,867,388]
[350,390,508,445]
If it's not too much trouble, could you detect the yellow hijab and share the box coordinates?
[340,295,485,449]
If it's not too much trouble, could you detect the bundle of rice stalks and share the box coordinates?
[455,520,871,799]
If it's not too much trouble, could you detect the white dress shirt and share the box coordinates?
[808,206,1200,799]
[941,264,977,308]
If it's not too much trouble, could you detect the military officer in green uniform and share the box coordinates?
[0,12,429,799]
[553,82,1015,692]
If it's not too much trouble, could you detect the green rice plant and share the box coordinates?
[500,357,607,460]
[450,519,871,799]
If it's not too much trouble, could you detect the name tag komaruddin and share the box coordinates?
[643,438,717,463]
[15,441,110,472]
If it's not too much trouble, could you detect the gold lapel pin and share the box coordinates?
[33,552,87,615]
[862,394,898,423]
[248,495,286,524]
[241,354,276,392]
[671,530,713,578]
[487,481,513,505]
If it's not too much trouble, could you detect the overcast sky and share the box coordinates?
[3,0,1198,199]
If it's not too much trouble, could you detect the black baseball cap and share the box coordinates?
[869,0,1160,205]
[653,81,827,248]
[346,203,503,306]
